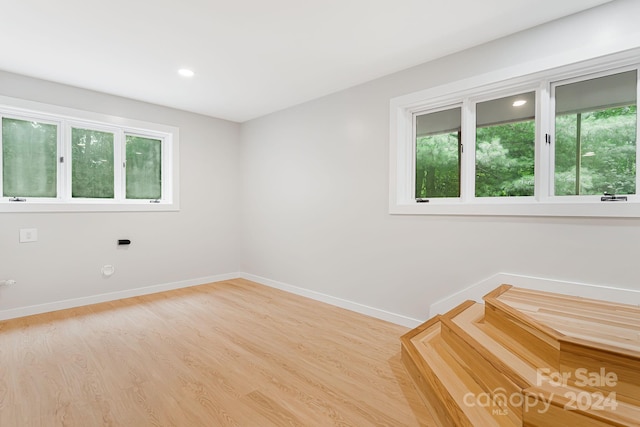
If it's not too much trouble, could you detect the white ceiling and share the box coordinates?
[0,0,611,122]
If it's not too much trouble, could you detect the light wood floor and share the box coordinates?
[0,278,436,426]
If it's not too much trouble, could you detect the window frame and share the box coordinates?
[412,103,464,203]
[389,48,640,217]
[1,111,63,201]
[67,121,119,202]
[123,131,167,202]
[0,96,179,212]
[548,66,639,202]
[468,85,540,203]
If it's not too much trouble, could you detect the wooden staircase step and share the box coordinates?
[502,296,640,329]
[446,303,537,385]
[442,302,640,426]
[402,285,640,426]
[523,384,640,427]
[483,292,561,369]
[488,285,640,406]
[498,287,640,353]
[480,317,551,372]
[439,312,523,426]
[559,338,640,407]
[522,311,639,353]
[401,303,518,427]
[500,287,640,317]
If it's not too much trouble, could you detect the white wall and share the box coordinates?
[240,0,640,323]
[0,71,241,316]
[2,0,640,325]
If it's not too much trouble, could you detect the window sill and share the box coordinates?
[389,199,640,218]
[0,201,179,213]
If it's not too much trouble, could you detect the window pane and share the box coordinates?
[555,71,637,196]
[475,92,535,197]
[2,117,57,197]
[71,128,114,198]
[415,107,461,198]
[126,135,161,199]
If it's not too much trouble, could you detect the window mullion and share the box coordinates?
[461,99,476,202]
[537,83,552,201]
[114,130,124,202]
[59,123,66,201]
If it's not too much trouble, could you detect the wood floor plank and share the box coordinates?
[0,279,434,426]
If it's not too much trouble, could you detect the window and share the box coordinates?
[390,49,640,217]
[553,70,637,197]
[71,127,115,199]
[0,97,178,212]
[2,117,58,198]
[125,134,162,200]
[475,92,535,198]
[415,107,461,199]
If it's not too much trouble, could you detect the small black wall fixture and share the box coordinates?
[118,239,131,246]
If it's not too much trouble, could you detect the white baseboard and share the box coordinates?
[240,273,423,328]
[429,272,640,317]
[0,272,240,321]
[5,271,635,330]
[0,271,421,327]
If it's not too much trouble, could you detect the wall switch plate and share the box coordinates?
[19,228,38,243]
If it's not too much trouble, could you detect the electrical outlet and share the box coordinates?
[19,228,38,243]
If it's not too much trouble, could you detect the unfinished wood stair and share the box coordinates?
[401,285,640,426]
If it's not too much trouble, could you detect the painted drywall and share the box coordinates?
[0,71,241,314]
[239,0,640,322]
[2,0,639,324]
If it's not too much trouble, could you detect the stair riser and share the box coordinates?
[401,346,458,427]
[402,320,479,427]
[440,320,524,425]
[485,301,559,369]
[522,400,623,427]
[560,341,640,407]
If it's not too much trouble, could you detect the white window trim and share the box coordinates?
[390,48,640,217]
[0,95,179,212]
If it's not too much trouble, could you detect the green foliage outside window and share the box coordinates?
[415,132,460,198]
[126,135,162,199]
[72,128,115,198]
[2,118,57,197]
[415,108,635,199]
[475,120,535,197]
[555,106,636,196]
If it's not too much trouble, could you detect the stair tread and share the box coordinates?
[409,321,517,426]
[511,301,640,329]
[498,287,640,353]
[500,287,640,318]
[520,311,640,353]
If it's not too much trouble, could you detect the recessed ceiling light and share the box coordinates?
[178,68,195,78]
[512,100,527,107]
